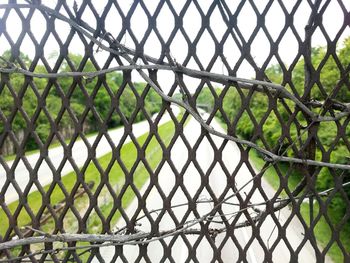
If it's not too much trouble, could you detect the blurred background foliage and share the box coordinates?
[0,52,163,152]
[196,37,350,228]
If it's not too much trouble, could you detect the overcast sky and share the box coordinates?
[0,0,349,92]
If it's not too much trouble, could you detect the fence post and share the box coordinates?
[303,1,322,261]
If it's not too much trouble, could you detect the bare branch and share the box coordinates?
[1,60,349,121]
[0,4,348,172]
[1,3,348,124]
[2,180,348,255]
[0,232,149,251]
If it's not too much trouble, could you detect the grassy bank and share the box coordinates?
[248,145,349,263]
[217,118,349,262]
[0,113,188,240]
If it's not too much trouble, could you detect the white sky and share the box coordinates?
[1,0,349,92]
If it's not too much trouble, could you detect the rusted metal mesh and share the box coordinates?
[0,0,350,262]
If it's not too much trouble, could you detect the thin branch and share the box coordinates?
[2,180,348,256]
[110,41,350,170]
[2,61,350,116]
[1,3,348,124]
[1,4,349,171]
[0,232,149,251]
[2,61,349,119]
[0,164,272,251]
[0,228,216,262]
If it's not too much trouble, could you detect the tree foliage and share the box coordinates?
[0,53,162,152]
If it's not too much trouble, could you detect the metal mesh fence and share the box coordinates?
[0,0,350,262]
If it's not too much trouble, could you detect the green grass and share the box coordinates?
[0,113,188,239]
[299,203,350,263]
[248,150,303,192]
[249,149,350,262]
[216,118,349,263]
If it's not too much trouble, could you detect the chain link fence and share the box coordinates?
[0,0,350,262]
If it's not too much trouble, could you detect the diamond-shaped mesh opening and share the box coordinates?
[236,2,257,42]
[0,84,14,121]
[62,208,81,233]
[117,84,138,122]
[5,10,22,43]
[235,111,255,140]
[144,31,162,59]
